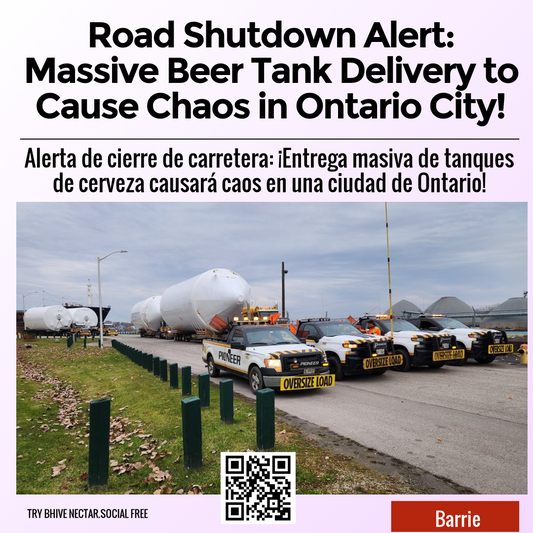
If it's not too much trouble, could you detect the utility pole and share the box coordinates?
[281,262,288,318]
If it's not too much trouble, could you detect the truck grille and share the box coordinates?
[489,330,507,344]
[280,352,323,372]
[417,334,456,350]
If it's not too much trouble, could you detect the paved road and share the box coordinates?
[115,335,527,494]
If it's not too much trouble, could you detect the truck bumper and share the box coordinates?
[345,354,401,374]
[262,368,330,388]
[470,343,514,359]
[413,347,465,365]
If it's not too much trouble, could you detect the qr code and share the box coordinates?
[221,452,295,523]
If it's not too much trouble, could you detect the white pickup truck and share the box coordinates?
[357,316,465,371]
[202,324,334,394]
[406,315,514,364]
[295,318,400,379]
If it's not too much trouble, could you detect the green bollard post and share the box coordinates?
[181,396,202,470]
[256,388,275,451]
[153,356,160,376]
[67,335,73,348]
[142,352,149,370]
[198,373,210,407]
[169,363,179,389]
[84,336,87,349]
[182,365,191,396]
[147,354,153,372]
[88,398,111,487]
[220,379,234,423]
[160,359,168,382]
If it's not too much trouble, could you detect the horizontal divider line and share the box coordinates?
[20,137,520,141]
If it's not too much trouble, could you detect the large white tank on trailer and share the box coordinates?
[131,296,162,333]
[160,268,252,334]
[69,307,98,327]
[24,305,73,331]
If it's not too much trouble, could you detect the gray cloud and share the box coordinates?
[17,202,527,322]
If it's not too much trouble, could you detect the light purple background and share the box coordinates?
[4,1,530,531]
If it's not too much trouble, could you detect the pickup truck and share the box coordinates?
[406,315,513,364]
[295,318,400,379]
[356,316,464,371]
[202,324,334,394]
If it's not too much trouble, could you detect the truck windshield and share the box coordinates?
[246,328,300,346]
[434,317,468,329]
[319,322,363,337]
[380,319,421,333]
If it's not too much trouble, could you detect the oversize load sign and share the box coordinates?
[488,344,514,354]
[363,354,403,370]
[433,349,465,361]
[280,374,335,391]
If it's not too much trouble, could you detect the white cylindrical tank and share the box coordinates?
[69,307,98,327]
[160,268,252,334]
[131,296,162,334]
[24,305,73,331]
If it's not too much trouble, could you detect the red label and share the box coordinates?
[391,501,519,532]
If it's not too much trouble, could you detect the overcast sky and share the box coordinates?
[16,202,527,323]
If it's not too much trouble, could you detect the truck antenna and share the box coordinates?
[385,203,394,341]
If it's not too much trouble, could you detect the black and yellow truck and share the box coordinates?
[356,315,464,371]
[295,317,400,379]
[405,315,513,364]
[202,323,334,394]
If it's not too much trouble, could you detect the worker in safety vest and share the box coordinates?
[365,319,382,336]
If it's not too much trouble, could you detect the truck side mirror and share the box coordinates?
[231,342,245,350]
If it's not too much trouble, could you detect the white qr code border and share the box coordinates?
[221,452,296,524]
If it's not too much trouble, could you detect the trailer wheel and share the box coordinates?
[207,355,220,377]
[248,365,265,395]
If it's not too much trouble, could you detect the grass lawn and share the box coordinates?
[16,337,417,495]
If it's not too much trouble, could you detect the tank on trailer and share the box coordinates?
[160,268,252,335]
[131,295,163,336]
[24,305,73,332]
[69,307,98,328]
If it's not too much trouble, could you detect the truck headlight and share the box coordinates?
[264,359,282,372]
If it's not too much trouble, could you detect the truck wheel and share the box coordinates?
[248,366,265,394]
[328,355,344,381]
[207,355,220,377]
[475,356,496,364]
[392,348,411,372]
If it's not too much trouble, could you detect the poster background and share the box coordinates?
[3,0,530,531]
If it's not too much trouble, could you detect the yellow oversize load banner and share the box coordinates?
[488,344,514,354]
[363,354,403,370]
[433,348,465,361]
[280,374,335,391]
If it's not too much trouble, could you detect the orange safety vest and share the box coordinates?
[366,325,382,335]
